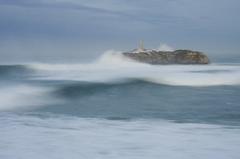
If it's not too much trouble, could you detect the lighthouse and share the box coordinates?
[137,40,145,52]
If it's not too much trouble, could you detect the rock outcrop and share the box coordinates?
[122,49,210,65]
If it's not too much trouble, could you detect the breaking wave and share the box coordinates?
[25,51,240,86]
[0,51,240,124]
[1,49,240,159]
[0,84,56,111]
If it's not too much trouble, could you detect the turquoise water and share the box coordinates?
[0,53,240,159]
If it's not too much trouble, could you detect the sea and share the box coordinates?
[0,52,240,159]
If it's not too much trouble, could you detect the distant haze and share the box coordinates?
[0,0,240,63]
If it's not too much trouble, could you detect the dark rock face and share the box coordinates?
[122,49,210,65]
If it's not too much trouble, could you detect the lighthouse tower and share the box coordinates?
[137,40,145,52]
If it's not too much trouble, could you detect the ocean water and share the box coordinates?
[0,52,240,159]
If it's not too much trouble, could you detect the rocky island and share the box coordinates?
[122,42,210,65]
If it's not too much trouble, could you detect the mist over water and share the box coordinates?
[0,52,240,159]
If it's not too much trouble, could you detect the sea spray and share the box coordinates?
[26,52,240,86]
[0,84,57,111]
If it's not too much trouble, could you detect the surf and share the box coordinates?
[24,51,240,86]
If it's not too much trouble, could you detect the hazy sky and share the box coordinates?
[0,0,239,62]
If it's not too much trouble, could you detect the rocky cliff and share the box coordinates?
[122,49,210,65]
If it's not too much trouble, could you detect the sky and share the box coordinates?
[0,0,240,63]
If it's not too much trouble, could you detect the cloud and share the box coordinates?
[0,0,239,63]
[0,0,190,26]
[0,0,118,15]
[1,0,239,36]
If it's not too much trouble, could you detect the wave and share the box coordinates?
[26,51,240,86]
[0,51,239,86]
[0,51,239,123]
[0,65,33,79]
[0,84,57,111]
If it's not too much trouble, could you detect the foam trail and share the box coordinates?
[28,51,240,86]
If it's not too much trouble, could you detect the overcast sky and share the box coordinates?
[0,0,239,62]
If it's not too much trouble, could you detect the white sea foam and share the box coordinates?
[28,51,240,86]
[157,43,174,51]
[0,85,54,111]
[0,114,240,159]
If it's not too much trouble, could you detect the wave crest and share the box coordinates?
[25,52,240,86]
